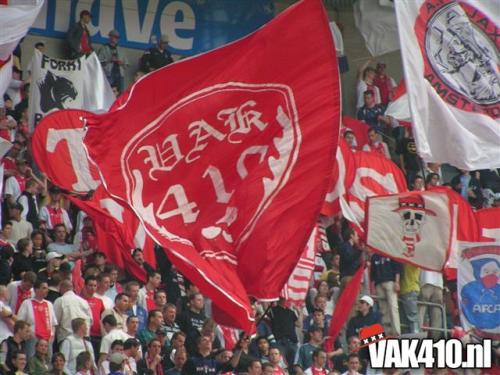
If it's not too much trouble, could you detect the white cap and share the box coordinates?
[360,295,374,307]
[46,252,64,261]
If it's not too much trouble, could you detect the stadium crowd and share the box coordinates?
[0,8,498,375]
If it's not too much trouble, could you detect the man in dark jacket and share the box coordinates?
[338,227,363,291]
[140,34,173,72]
[346,295,381,339]
[66,10,93,58]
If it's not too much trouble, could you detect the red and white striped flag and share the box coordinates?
[385,80,411,123]
[280,227,318,308]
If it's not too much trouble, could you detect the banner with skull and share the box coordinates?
[28,50,114,132]
[365,191,451,271]
[458,243,500,340]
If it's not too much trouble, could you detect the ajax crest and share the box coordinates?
[120,83,300,263]
[416,0,500,118]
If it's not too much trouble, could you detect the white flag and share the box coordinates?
[353,0,400,57]
[394,0,500,170]
[0,0,44,104]
[28,50,114,130]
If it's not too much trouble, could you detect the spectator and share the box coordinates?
[269,298,299,368]
[11,238,34,280]
[104,264,123,301]
[80,275,105,356]
[163,331,186,370]
[108,352,127,375]
[47,224,80,263]
[161,303,180,344]
[343,130,357,151]
[53,280,92,342]
[139,269,162,312]
[66,10,93,58]
[338,228,363,292]
[140,34,173,72]
[346,296,380,339]
[177,292,206,354]
[425,172,441,189]
[137,309,164,349]
[304,348,328,375]
[99,315,130,367]
[46,273,62,303]
[95,274,114,312]
[451,170,484,208]
[362,128,390,159]
[165,346,187,374]
[4,160,29,205]
[39,186,73,233]
[37,252,64,283]
[373,63,395,106]
[268,347,287,375]
[8,203,33,245]
[27,339,50,375]
[17,279,57,357]
[97,30,128,91]
[98,339,124,375]
[46,352,68,375]
[126,280,148,331]
[101,291,129,334]
[0,221,15,249]
[181,335,241,375]
[0,246,14,286]
[341,353,362,375]
[370,254,402,336]
[7,350,29,375]
[123,338,141,374]
[7,271,35,313]
[75,350,93,375]
[262,362,274,375]
[155,289,168,311]
[17,178,41,229]
[59,318,94,374]
[356,59,381,109]
[0,285,15,343]
[419,270,444,340]
[126,315,140,338]
[399,264,421,334]
[295,327,323,370]
[396,127,421,186]
[31,230,48,273]
[356,90,387,132]
[0,320,31,372]
[412,175,425,191]
[245,358,262,375]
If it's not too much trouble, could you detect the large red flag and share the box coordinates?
[82,0,340,331]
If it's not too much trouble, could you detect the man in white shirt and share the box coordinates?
[59,318,96,374]
[7,271,36,313]
[53,280,92,342]
[99,315,130,367]
[38,186,73,232]
[4,160,29,204]
[17,280,57,357]
[8,203,33,245]
[101,293,129,335]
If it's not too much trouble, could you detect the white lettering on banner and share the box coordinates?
[202,165,233,203]
[137,134,183,181]
[88,0,116,38]
[217,100,269,144]
[46,128,100,191]
[100,198,125,223]
[472,304,500,313]
[122,0,158,43]
[236,146,268,179]
[156,184,199,223]
[160,1,196,50]
[482,228,500,240]
[349,168,399,200]
[186,120,226,163]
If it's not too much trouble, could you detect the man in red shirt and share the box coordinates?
[17,280,57,358]
[81,275,105,358]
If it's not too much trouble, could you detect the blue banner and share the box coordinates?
[29,0,275,55]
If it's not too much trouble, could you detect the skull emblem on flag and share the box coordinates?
[392,195,436,257]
